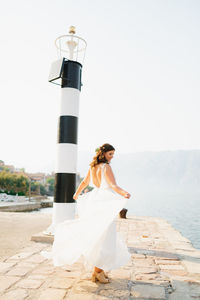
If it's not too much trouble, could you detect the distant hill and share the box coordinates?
[77,149,200,195]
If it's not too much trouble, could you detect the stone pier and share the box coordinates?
[0,215,200,299]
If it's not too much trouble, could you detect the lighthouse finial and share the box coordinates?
[69,26,76,35]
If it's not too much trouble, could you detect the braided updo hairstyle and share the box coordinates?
[89,143,115,168]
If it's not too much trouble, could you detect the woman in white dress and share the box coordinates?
[41,143,131,283]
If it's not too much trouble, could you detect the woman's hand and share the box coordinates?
[123,192,131,199]
[73,193,79,200]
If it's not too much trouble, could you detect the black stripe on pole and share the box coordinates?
[54,173,76,203]
[61,60,82,90]
[57,116,78,144]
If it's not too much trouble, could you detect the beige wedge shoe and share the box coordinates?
[91,270,110,283]
[102,270,109,278]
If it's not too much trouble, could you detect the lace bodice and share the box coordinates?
[90,163,110,189]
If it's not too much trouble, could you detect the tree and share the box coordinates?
[46,177,55,195]
[0,171,29,195]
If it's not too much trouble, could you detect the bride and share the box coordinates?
[41,143,131,284]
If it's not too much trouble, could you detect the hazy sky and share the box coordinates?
[0,0,200,173]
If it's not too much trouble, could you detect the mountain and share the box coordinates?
[77,149,200,196]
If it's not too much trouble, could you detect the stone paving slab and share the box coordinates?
[0,215,200,299]
[31,231,54,243]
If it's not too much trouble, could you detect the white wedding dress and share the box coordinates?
[41,163,131,272]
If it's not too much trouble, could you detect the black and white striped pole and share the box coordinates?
[44,26,87,235]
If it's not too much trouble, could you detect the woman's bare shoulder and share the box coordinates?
[95,163,105,167]
[104,163,112,170]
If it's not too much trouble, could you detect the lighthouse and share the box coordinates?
[44,26,87,235]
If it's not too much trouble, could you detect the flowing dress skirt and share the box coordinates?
[41,186,131,272]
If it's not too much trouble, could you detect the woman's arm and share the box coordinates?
[73,167,91,200]
[104,164,131,198]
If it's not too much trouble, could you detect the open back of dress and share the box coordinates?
[90,163,110,189]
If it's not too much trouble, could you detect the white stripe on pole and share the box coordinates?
[43,202,76,235]
[53,202,76,224]
[59,88,80,117]
[55,143,78,173]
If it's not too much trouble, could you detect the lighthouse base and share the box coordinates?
[43,202,76,236]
